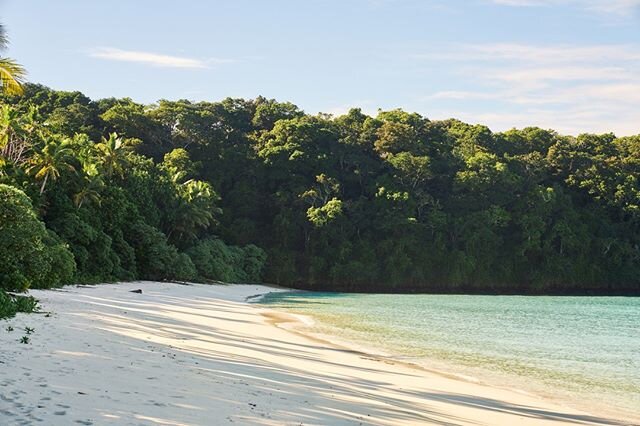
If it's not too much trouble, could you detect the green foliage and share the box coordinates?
[162,148,197,178]
[27,134,76,194]
[31,231,76,289]
[171,253,198,282]
[0,24,25,96]
[47,211,119,283]
[0,292,39,319]
[0,184,75,291]
[242,244,268,283]
[307,198,343,227]
[94,133,137,179]
[187,239,267,283]
[0,291,17,318]
[1,84,638,294]
[166,178,220,247]
[127,221,181,281]
[15,296,38,313]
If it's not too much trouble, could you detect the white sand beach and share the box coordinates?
[0,282,634,426]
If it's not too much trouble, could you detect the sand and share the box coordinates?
[0,281,634,426]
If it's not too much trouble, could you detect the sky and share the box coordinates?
[2,0,640,135]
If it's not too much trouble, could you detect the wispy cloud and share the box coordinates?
[489,0,640,15]
[414,43,640,63]
[417,43,640,135]
[468,43,640,62]
[89,47,231,69]
[427,91,501,101]
[491,0,543,6]
[442,106,640,136]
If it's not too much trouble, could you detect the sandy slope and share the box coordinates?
[0,281,633,426]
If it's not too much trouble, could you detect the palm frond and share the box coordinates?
[0,58,26,95]
[0,24,7,50]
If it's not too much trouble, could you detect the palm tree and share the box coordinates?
[166,178,220,244]
[95,133,134,179]
[0,105,37,167]
[0,24,26,95]
[74,164,103,209]
[182,179,220,228]
[28,137,76,194]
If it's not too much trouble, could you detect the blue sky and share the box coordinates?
[2,0,640,135]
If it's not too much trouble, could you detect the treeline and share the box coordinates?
[0,85,266,294]
[1,84,639,294]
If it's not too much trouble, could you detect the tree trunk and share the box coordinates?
[39,173,48,195]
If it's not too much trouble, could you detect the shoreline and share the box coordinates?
[1,281,636,425]
[260,303,639,424]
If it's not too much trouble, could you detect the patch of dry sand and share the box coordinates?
[0,282,633,425]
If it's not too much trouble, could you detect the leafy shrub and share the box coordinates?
[171,253,198,281]
[110,230,137,280]
[187,238,267,283]
[126,221,195,281]
[187,238,235,282]
[48,212,119,283]
[14,296,39,313]
[0,291,17,319]
[0,184,75,291]
[126,221,174,280]
[31,231,76,289]
[242,244,267,283]
[0,291,39,319]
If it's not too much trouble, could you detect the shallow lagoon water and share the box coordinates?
[258,292,640,416]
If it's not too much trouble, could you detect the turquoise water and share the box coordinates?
[258,292,640,416]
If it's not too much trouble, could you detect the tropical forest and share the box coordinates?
[1,28,639,299]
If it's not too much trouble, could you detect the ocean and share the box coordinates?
[257,292,640,417]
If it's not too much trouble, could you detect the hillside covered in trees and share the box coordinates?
[1,84,639,295]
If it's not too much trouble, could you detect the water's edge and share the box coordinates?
[254,291,640,423]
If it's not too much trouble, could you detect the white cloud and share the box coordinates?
[489,0,640,15]
[417,43,640,135]
[426,99,639,135]
[491,0,544,5]
[89,47,230,69]
[487,67,630,82]
[426,91,502,100]
[417,43,640,63]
